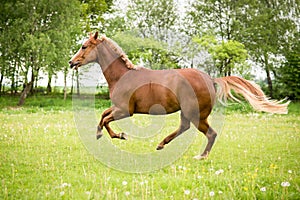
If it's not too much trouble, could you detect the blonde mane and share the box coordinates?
[100,35,137,70]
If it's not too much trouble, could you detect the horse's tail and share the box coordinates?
[213,76,290,114]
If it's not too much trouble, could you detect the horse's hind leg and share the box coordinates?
[193,119,217,160]
[156,112,190,150]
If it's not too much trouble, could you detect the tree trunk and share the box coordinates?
[10,64,15,95]
[70,70,74,95]
[0,73,3,94]
[30,68,35,94]
[63,66,67,100]
[76,70,80,96]
[47,74,52,94]
[265,66,273,98]
[19,55,35,106]
[18,81,33,106]
[264,53,273,97]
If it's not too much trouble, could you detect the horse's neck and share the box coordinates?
[101,58,130,91]
[96,44,130,91]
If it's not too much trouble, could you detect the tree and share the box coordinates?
[187,0,299,97]
[126,0,178,42]
[275,35,300,100]
[193,35,249,76]
[80,0,113,32]
[112,32,181,69]
[186,0,247,40]
[235,0,299,97]
[185,0,251,76]
[0,0,81,105]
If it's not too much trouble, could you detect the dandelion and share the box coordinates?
[209,191,215,197]
[260,187,266,192]
[288,170,292,174]
[61,183,71,188]
[215,169,224,175]
[60,191,65,196]
[184,189,190,195]
[281,182,290,187]
[125,191,130,196]
[122,181,128,186]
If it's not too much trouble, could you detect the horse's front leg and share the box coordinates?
[97,106,129,140]
[96,107,113,139]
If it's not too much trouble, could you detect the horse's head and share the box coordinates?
[69,32,100,70]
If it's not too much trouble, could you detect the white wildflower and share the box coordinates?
[260,187,266,192]
[215,169,224,175]
[209,191,215,196]
[125,191,130,196]
[61,183,71,188]
[281,182,290,187]
[184,189,190,195]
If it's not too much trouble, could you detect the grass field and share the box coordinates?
[0,95,299,199]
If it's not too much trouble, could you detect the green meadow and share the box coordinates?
[0,95,299,199]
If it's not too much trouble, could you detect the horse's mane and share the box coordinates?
[100,35,138,70]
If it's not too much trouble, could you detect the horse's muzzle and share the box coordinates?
[69,61,80,69]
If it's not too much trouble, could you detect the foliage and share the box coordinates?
[126,0,178,42]
[275,52,300,100]
[193,36,249,76]
[186,0,246,40]
[80,0,113,32]
[235,0,299,97]
[0,0,82,104]
[187,0,299,97]
[112,32,181,69]
[0,0,299,103]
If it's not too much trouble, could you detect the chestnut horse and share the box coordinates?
[69,32,289,159]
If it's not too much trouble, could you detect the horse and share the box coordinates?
[69,32,289,159]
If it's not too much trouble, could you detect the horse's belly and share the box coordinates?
[133,84,180,114]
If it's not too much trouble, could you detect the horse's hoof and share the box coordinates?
[96,127,103,140]
[193,155,208,160]
[156,145,164,150]
[120,132,128,140]
[96,133,103,140]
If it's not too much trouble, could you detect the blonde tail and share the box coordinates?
[214,76,290,114]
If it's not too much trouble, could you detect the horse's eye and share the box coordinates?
[82,46,87,50]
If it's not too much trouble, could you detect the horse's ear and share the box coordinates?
[94,32,98,40]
